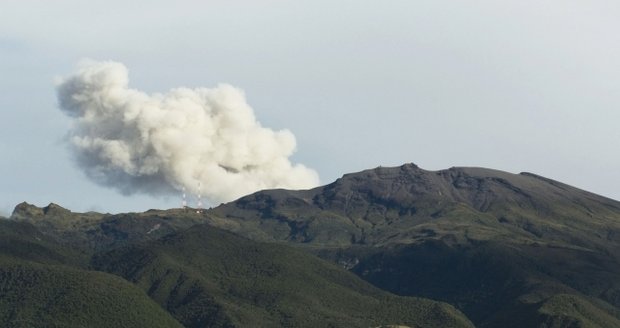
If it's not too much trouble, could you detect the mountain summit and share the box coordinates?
[210,163,620,249]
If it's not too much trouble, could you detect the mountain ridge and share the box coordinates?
[6,163,620,327]
[207,164,620,252]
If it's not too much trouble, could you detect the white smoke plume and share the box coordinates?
[56,60,320,204]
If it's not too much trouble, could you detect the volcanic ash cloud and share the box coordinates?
[56,60,319,203]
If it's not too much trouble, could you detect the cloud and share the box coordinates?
[56,60,319,204]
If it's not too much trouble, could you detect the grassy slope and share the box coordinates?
[92,225,473,328]
[0,219,183,328]
[0,219,85,266]
[347,240,620,328]
[484,293,620,328]
[0,257,183,328]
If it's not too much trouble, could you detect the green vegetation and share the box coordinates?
[0,219,183,328]
[346,239,620,327]
[0,219,86,266]
[0,257,182,328]
[534,294,620,328]
[484,294,620,328]
[92,225,473,328]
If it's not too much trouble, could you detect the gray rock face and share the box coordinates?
[10,201,46,220]
[11,202,73,222]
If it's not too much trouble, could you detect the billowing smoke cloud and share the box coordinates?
[56,60,319,204]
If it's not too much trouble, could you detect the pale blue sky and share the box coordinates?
[1,0,620,215]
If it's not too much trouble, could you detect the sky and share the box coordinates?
[1,0,619,215]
